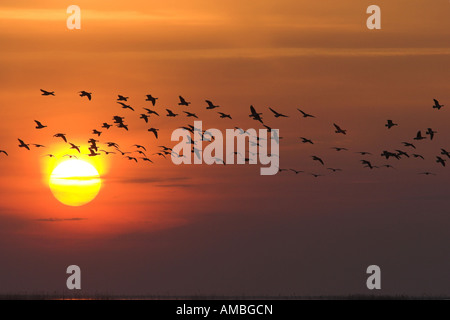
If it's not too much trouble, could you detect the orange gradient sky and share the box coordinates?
[0,0,449,296]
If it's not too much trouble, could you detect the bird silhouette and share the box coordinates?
[333,123,347,135]
[106,142,119,148]
[18,139,30,150]
[426,128,437,140]
[87,148,101,157]
[44,154,56,158]
[133,144,147,151]
[79,91,92,100]
[269,108,288,118]
[361,160,374,169]
[402,142,416,149]
[40,89,55,96]
[249,105,263,123]
[53,133,67,143]
[312,156,324,165]
[413,131,426,141]
[433,99,444,110]
[385,120,398,129]
[297,109,315,118]
[332,147,348,152]
[99,150,116,155]
[178,96,191,106]
[0,150,8,156]
[126,156,138,163]
[141,157,153,163]
[117,95,128,101]
[102,123,112,129]
[32,144,46,148]
[92,130,102,137]
[34,120,47,129]
[146,95,158,106]
[184,111,198,118]
[166,109,178,117]
[436,156,446,167]
[117,102,134,111]
[290,169,304,174]
[327,168,342,172]
[440,149,450,158]
[412,154,425,160]
[356,151,372,156]
[205,100,220,109]
[300,137,314,144]
[419,172,436,176]
[143,108,159,116]
[148,128,159,138]
[69,143,81,153]
[63,155,78,159]
[140,114,149,123]
[218,112,232,119]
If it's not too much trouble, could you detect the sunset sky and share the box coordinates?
[0,0,449,296]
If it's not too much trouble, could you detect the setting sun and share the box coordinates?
[49,159,101,207]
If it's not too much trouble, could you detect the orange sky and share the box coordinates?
[0,0,449,296]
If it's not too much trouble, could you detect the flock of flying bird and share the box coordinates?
[0,89,447,178]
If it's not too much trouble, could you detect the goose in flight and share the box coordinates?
[166,109,178,117]
[361,160,374,169]
[146,95,158,106]
[18,139,30,150]
[153,152,167,159]
[178,96,191,106]
[92,129,102,137]
[218,112,232,119]
[117,102,134,111]
[141,157,153,163]
[99,150,116,155]
[143,108,159,116]
[63,155,78,159]
[402,142,416,149]
[290,169,304,174]
[133,145,146,151]
[69,143,81,153]
[312,156,324,165]
[126,156,138,163]
[300,137,314,144]
[433,99,444,110]
[148,128,159,138]
[140,114,149,123]
[32,144,46,148]
[441,149,450,158]
[381,151,400,160]
[34,120,47,129]
[44,154,56,158]
[117,123,129,131]
[333,123,347,135]
[117,95,128,101]
[436,156,446,167]
[53,133,67,143]
[327,168,342,172]
[269,108,288,118]
[426,128,437,140]
[412,154,425,160]
[106,142,119,148]
[205,100,220,109]
[395,150,410,158]
[79,91,92,100]
[310,173,322,178]
[355,151,372,156]
[385,120,398,129]
[413,131,426,141]
[419,172,436,176]
[332,147,348,152]
[87,148,101,157]
[40,89,55,96]
[159,146,172,152]
[297,109,315,118]
[0,150,8,156]
[184,111,198,118]
[113,116,125,124]
[102,123,112,130]
[382,164,395,169]
[249,105,263,123]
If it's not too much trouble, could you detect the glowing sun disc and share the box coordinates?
[49,160,102,207]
